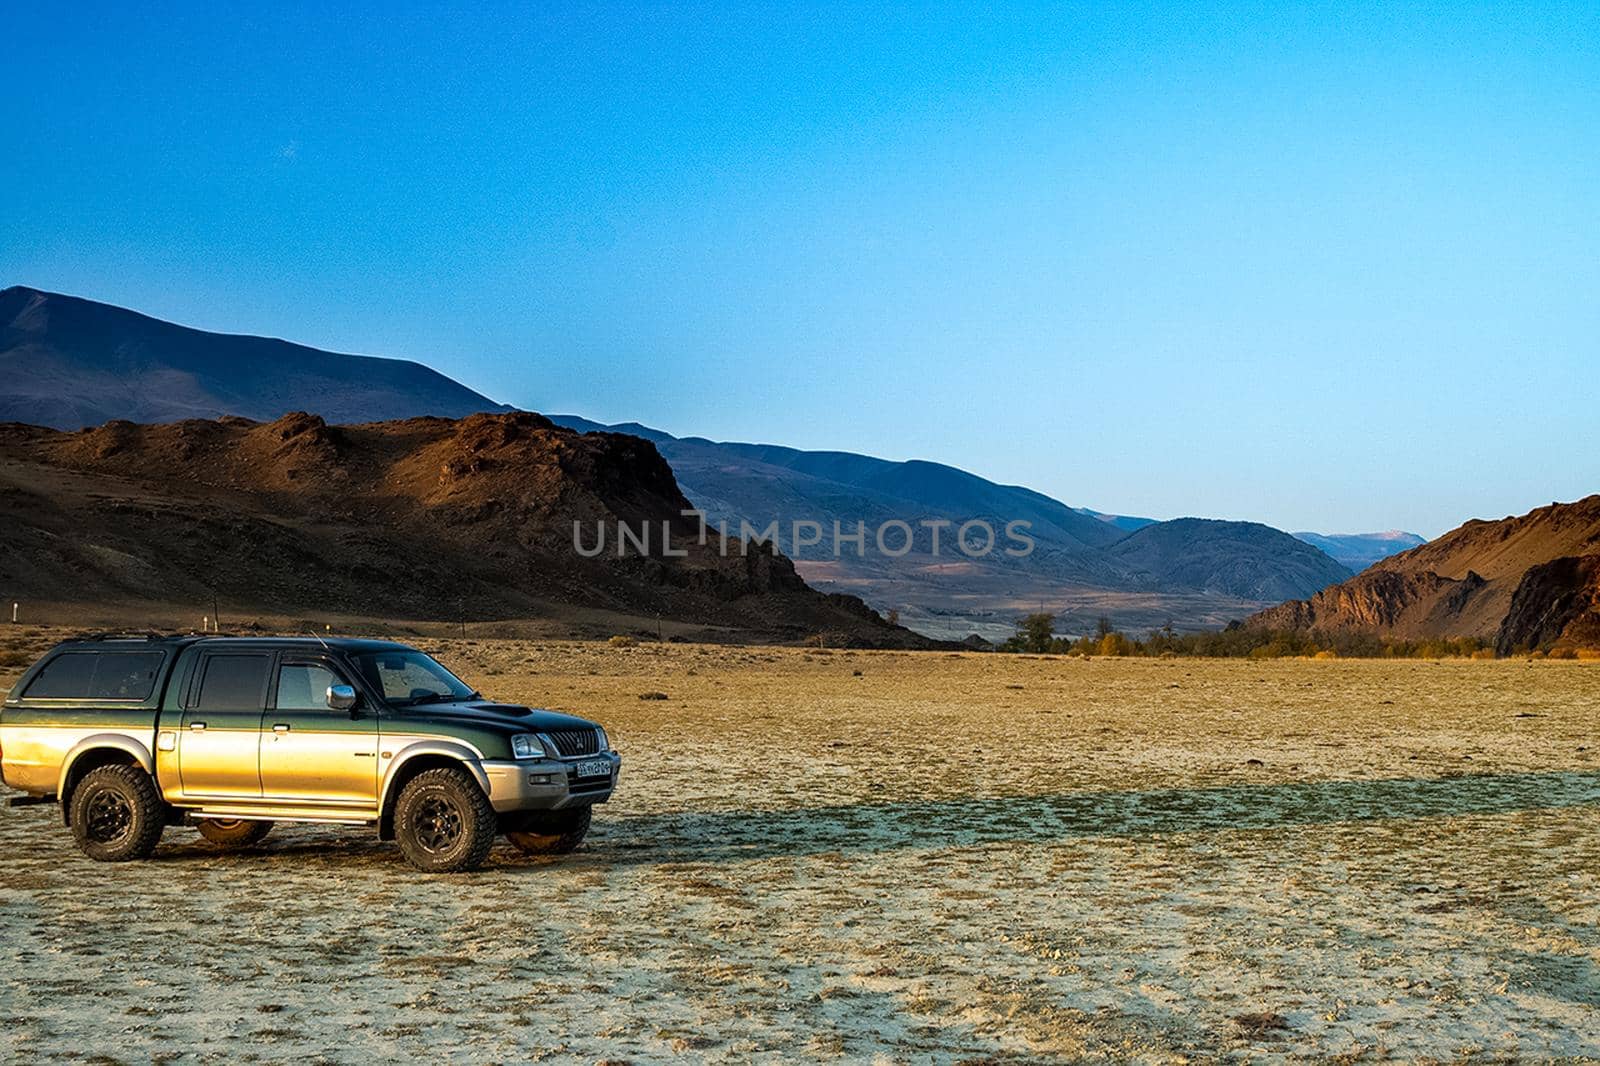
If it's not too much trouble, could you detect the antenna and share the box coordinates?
[305,628,330,650]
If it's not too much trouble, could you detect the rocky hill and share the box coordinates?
[0,286,511,428]
[0,412,919,646]
[1104,519,1353,602]
[1250,496,1600,652]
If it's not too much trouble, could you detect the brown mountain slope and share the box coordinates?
[1248,496,1600,651]
[0,412,921,645]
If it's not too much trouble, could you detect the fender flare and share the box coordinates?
[378,740,491,816]
[56,734,157,824]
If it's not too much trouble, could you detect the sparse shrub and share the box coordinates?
[992,618,1500,661]
[1098,632,1133,657]
[608,635,637,649]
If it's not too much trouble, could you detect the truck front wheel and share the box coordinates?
[506,806,592,856]
[196,818,274,847]
[69,765,167,862]
[393,767,497,872]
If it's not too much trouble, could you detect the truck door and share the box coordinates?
[178,652,270,798]
[259,656,379,808]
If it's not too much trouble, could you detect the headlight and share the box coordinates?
[596,726,610,752]
[511,734,545,759]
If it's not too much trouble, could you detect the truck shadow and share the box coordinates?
[135,769,1600,870]
[576,769,1600,867]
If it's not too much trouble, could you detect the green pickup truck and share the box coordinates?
[0,635,621,871]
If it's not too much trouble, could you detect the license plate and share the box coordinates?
[575,759,611,779]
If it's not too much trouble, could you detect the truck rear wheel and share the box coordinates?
[506,806,592,856]
[394,767,497,872]
[196,818,274,847]
[69,764,166,862]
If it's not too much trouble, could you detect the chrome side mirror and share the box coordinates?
[327,684,358,711]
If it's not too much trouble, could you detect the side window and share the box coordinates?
[193,655,271,711]
[22,653,99,699]
[275,663,341,711]
[23,651,165,701]
[89,653,165,700]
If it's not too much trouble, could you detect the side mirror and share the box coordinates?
[327,684,358,712]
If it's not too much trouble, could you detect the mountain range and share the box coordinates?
[1290,530,1428,571]
[3,284,1416,638]
[549,415,1356,638]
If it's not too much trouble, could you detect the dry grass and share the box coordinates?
[2,642,1598,1062]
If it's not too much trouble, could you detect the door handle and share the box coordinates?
[189,722,207,732]
[272,723,291,734]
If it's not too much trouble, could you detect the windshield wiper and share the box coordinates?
[407,692,467,706]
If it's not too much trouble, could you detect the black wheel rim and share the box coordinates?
[415,794,464,853]
[85,788,134,844]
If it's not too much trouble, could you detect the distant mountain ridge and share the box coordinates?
[1291,530,1427,571]
[0,286,512,428]
[552,416,1354,635]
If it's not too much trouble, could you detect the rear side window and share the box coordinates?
[22,651,166,701]
[193,655,271,711]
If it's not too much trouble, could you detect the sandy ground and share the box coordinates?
[2,641,1598,1063]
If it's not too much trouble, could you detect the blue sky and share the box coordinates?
[3,2,1597,536]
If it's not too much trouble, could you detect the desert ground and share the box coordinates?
[2,636,1598,1063]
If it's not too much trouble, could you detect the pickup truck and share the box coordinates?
[0,635,621,871]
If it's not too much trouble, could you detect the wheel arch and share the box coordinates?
[56,736,155,826]
[378,744,491,841]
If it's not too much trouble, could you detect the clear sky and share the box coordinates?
[4,3,1597,537]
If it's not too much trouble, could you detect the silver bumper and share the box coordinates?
[481,751,621,812]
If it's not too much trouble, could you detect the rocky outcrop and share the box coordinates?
[1247,569,1467,633]
[1247,496,1600,651]
[1496,554,1600,654]
[0,411,927,645]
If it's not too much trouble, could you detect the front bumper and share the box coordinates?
[481,751,621,812]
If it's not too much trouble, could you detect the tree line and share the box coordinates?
[1000,613,1502,659]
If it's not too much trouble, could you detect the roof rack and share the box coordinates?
[67,632,200,643]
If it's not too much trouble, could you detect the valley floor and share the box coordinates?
[2,643,1598,1062]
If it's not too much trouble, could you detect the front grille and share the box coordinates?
[545,728,600,757]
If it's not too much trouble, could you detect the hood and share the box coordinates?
[389,700,601,733]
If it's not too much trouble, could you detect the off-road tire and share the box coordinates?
[69,764,167,862]
[394,767,497,872]
[506,806,592,856]
[196,818,274,847]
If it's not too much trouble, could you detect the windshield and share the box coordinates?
[353,651,476,706]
